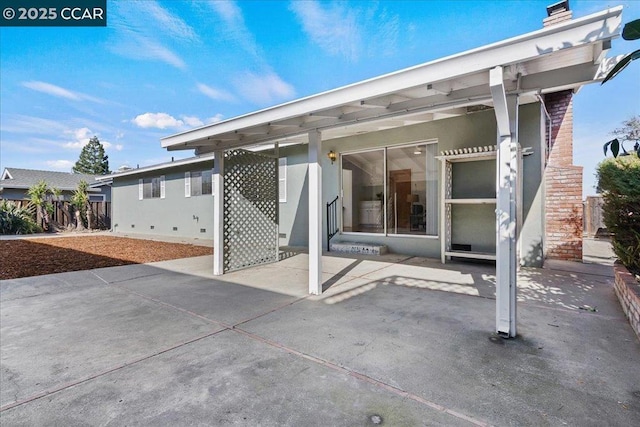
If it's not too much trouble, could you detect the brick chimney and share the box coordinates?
[544,0,573,27]
[542,0,583,262]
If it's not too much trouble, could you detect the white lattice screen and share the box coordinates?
[223,149,278,272]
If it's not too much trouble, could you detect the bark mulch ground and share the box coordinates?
[1,235,213,280]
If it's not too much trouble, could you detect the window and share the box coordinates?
[341,142,437,236]
[138,176,165,200]
[185,170,213,197]
[278,158,287,203]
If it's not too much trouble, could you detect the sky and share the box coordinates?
[1,0,638,196]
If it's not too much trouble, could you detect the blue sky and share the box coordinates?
[1,0,638,195]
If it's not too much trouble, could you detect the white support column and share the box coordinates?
[507,94,518,337]
[213,150,225,276]
[490,66,518,338]
[308,130,323,295]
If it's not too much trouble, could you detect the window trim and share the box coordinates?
[139,175,165,200]
[186,169,212,197]
[185,171,191,197]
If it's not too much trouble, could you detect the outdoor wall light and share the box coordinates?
[328,150,337,164]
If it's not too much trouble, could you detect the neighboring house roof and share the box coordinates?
[0,168,103,193]
[161,6,622,152]
[97,154,215,180]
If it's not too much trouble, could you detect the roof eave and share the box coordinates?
[161,6,622,150]
[101,154,216,179]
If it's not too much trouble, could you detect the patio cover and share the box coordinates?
[162,7,621,152]
[161,6,623,337]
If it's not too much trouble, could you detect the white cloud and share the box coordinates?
[63,127,93,149]
[233,72,296,105]
[2,115,68,134]
[131,112,223,130]
[111,36,186,70]
[132,112,184,130]
[290,1,400,61]
[207,114,224,124]
[290,1,360,61]
[181,115,204,127]
[197,83,236,102]
[208,0,260,60]
[46,160,75,171]
[146,1,199,42]
[105,142,124,151]
[22,81,104,103]
[108,1,194,70]
[62,127,122,151]
[211,0,243,23]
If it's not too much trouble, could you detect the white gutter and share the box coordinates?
[96,154,215,180]
[161,6,622,149]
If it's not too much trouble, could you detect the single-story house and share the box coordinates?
[104,2,624,337]
[104,155,215,238]
[0,167,111,202]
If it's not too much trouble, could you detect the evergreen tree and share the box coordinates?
[73,136,110,175]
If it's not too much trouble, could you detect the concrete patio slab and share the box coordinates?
[1,269,221,408]
[244,273,640,426]
[0,330,470,426]
[2,251,639,426]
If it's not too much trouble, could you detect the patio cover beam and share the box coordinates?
[490,66,518,338]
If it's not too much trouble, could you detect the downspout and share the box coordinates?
[536,93,552,166]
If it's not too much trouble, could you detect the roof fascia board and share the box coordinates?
[1,169,12,180]
[161,6,622,149]
[100,154,215,180]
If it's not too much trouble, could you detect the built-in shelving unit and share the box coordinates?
[438,147,498,263]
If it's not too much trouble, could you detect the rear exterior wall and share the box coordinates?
[111,162,214,240]
[277,104,545,266]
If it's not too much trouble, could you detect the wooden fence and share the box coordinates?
[4,199,111,230]
[583,195,605,237]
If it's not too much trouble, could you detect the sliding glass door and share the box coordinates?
[341,141,438,237]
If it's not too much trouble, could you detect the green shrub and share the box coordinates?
[0,200,42,235]
[597,153,640,273]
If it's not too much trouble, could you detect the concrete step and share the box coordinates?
[329,241,388,255]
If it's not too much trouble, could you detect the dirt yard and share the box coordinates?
[1,235,213,280]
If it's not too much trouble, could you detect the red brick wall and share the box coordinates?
[543,10,573,27]
[614,263,640,342]
[544,90,583,261]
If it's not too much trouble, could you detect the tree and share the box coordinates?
[601,19,640,84]
[596,153,640,274]
[73,136,110,175]
[603,115,640,157]
[0,200,41,235]
[71,180,90,230]
[27,180,51,231]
